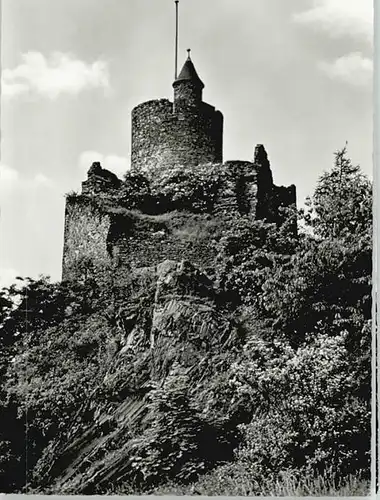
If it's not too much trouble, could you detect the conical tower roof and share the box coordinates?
[173,53,204,88]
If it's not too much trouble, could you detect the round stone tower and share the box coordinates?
[131,53,223,177]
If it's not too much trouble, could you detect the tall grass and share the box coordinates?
[149,468,370,496]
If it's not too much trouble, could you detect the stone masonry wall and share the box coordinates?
[109,211,222,276]
[82,162,121,196]
[131,99,223,178]
[62,148,297,282]
[173,81,202,111]
[62,197,112,281]
[107,162,261,277]
[62,163,259,282]
[213,161,258,216]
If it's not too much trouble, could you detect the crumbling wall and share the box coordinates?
[62,197,112,281]
[213,161,258,216]
[82,162,122,197]
[62,146,297,282]
[109,211,222,274]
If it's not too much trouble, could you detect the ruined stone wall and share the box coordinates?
[270,184,297,228]
[109,211,222,275]
[62,197,112,281]
[62,150,297,283]
[82,163,122,196]
[130,99,223,177]
[62,206,230,284]
[213,161,258,216]
[62,169,257,283]
[273,184,297,208]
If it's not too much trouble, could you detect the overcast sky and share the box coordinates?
[0,0,373,287]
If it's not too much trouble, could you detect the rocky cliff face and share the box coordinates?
[49,145,297,493]
[32,259,242,494]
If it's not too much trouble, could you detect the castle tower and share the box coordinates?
[130,52,223,178]
[62,5,297,284]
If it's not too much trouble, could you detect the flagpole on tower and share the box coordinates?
[175,0,179,79]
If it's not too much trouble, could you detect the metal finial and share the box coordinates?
[187,48,191,59]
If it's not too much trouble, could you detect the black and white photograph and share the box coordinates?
[0,0,375,495]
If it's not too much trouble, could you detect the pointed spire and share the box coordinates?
[173,50,204,89]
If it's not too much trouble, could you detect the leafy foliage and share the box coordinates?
[301,145,372,239]
[117,173,151,210]
[0,276,116,492]
[116,166,223,214]
[0,146,372,495]
[230,334,370,480]
[149,167,222,213]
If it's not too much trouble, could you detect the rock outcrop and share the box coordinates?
[32,260,241,494]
